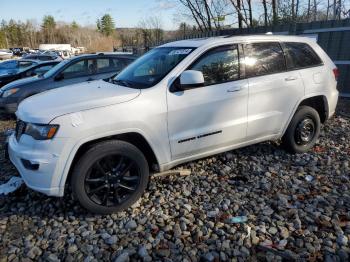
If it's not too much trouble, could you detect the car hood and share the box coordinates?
[17,79,141,123]
[0,75,40,91]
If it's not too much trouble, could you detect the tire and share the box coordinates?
[282,106,321,153]
[71,140,149,214]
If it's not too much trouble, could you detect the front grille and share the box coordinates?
[15,120,26,141]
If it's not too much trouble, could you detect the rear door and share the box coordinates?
[281,42,325,95]
[244,42,304,139]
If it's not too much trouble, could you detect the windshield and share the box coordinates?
[43,60,69,78]
[113,47,194,88]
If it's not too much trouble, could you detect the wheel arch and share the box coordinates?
[282,94,329,137]
[298,95,329,123]
[60,131,160,194]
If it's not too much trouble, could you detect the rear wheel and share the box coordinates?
[282,106,320,153]
[71,140,149,214]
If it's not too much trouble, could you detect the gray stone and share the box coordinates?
[67,245,78,254]
[26,247,42,259]
[105,235,118,245]
[125,220,137,230]
[114,252,129,262]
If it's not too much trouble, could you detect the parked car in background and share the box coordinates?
[0,53,136,113]
[0,59,38,76]
[22,53,63,62]
[6,35,338,214]
[55,50,72,59]
[0,60,59,87]
[0,49,13,60]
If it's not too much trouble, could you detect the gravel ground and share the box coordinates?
[0,100,350,262]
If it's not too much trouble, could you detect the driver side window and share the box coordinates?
[189,45,240,86]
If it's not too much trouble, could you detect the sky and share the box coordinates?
[0,0,178,30]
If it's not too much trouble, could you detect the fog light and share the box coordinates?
[21,159,39,170]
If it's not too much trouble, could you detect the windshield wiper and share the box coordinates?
[112,79,132,87]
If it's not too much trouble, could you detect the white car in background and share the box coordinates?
[7,35,338,214]
[0,49,13,60]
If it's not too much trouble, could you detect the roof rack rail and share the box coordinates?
[224,32,272,38]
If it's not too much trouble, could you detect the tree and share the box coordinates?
[97,14,115,36]
[272,0,278,25]
[42,15,56,43]
[262,0,268,26]
[71,21,79,30]
[138,17,164,48]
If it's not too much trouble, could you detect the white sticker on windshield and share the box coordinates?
[168,49,192,56]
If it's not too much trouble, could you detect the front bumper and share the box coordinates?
[0,97,17,114]
[8,134,68,196]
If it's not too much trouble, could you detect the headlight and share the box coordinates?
[3,88,19,98]
[24,123,59,140]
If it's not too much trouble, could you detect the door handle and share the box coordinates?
[285,76,297,81]
[227,87,242,93]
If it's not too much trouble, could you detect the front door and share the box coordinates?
[167,44,248,159]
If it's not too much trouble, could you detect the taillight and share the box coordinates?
[333,68,340,81]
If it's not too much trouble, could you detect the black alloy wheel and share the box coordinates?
[84,155,141,207]
[71,140,149,214]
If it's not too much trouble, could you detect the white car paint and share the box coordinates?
[8,35,339,197]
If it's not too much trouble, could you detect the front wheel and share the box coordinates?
[281,106,321,153]
[71,140,149,214]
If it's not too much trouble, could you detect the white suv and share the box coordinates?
[7,35,339,214]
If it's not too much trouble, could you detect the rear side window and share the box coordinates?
[112,58,129,71]
[189,45,240,86]
[97,58,111,73]
[245,42,286,77]
[283,42,323,69]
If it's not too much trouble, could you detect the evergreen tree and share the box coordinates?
[42,15,56,30]
[71,21,79,30]
[42,15,56,43]
[97,14,115,36]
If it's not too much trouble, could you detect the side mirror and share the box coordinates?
[179,70,205,90]
[54,73,64,81]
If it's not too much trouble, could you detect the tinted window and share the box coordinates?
[284,42,323,69]
[245,42,286,77]
[96,58,112,73]
[97,58,128,73]
[62,59,94,78]
[190,45,240,86]
[97,58,110,71]
[111,58,128,71]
